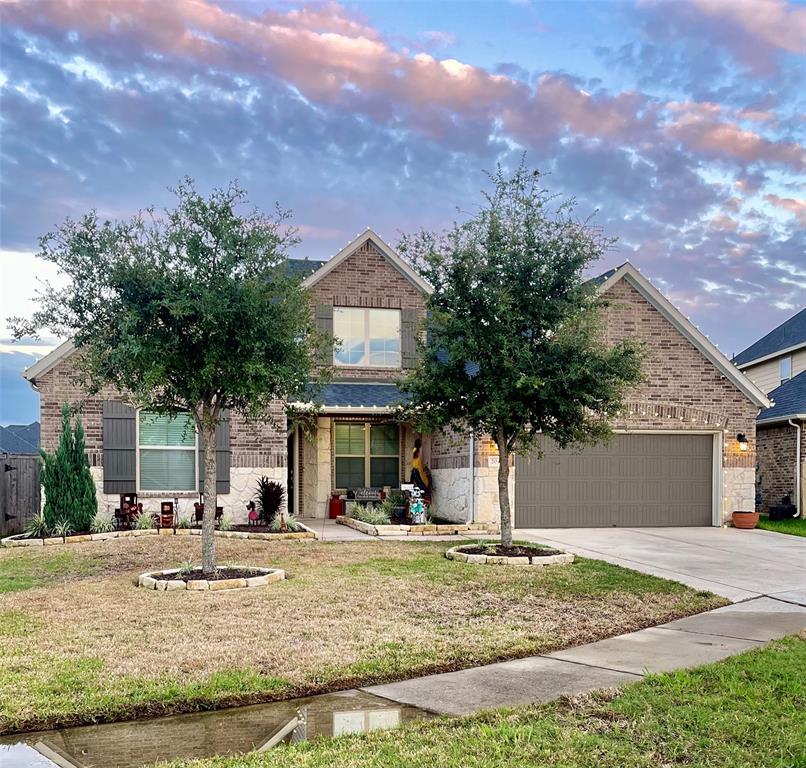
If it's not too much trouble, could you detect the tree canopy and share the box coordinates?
[399,163,643,546]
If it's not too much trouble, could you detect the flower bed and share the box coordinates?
[446,543,574,566]
[336,515,499,537]
[1,524,317,548]
[137,565,285,591]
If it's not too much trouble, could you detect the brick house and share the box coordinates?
[733,308,806,516]
[23,230,769,527]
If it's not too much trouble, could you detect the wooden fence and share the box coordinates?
[0,454,40,536]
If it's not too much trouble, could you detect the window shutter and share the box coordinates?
[315,304,334,366]
[401,308,418,369]
[198,411,230,495]
[102,401,136,494]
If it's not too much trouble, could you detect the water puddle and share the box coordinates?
[0,689,430,767]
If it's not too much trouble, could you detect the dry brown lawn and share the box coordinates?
[0,536,725,733]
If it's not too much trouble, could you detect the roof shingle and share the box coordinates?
[733,307,806,367]
[758,370,806,423]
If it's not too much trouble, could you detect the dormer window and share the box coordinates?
[334,307,401,367]
[780,355,792,385]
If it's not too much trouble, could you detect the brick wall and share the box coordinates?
[309,238,426,382]
[757,422,802,513]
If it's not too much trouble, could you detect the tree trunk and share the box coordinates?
[201,421,217,576]
[496,424,513,548]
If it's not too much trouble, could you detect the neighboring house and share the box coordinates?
[0,422,40,454]
[23,230,769,527]
[733,308,806,516]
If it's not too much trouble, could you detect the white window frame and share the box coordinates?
[136,409,199,494]
[333,421,401,489]
[780,355,792,385]
[333,307,401,368]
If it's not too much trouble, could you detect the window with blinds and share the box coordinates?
[138,411,197,491]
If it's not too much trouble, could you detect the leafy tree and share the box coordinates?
[13,180,328,573]
[399,163,643,548]
[40,404,96,534]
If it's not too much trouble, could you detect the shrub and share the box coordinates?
[40,404,97,534]
[388,490,407,507]
[26,512,49,539]
[176,515,191,529]
[351,503,392,526]
[254,477,285,525]
[219,514,233,531]
[134,510,155,530]
[178,560,195,579]
[269,513,303,533]
[90,513,114,534]
[53,518,73,538]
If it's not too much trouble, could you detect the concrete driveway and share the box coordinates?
[516,526,806,604]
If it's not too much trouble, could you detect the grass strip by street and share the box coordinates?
[159,634,806,768]
[0,537,725,734]
[757,516,806,537]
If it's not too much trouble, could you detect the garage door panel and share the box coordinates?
[515,433,714,528]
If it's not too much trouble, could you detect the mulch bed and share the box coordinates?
[153,567,267,582]
[232,524,277,533]
[458,544,563,558]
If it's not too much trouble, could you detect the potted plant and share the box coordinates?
[732,510,759,529]
[388,489,408,522]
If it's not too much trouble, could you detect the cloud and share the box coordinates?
[764,194,806,224]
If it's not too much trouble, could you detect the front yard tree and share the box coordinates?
[399,164,643,548]
[11,180,326,575]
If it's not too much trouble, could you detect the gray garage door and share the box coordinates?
[515,433,714,528]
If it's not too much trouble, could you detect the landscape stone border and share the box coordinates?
[1,524,317,548]
[336,515,500,537]
[445,544,575,567]
[137,565,285,591]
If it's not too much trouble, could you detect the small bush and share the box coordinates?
[254,477,285,525]
[219,514,234,531]
[176,515,191,529]
[351,503,392,526]
[90,513,114,534]
[26,512,49,539]
[53,518,73,538]
[178,560,195,579]
[269,513,303,533]
[134,510,155,530]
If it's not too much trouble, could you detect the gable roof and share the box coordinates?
[302,228,432,295]
[22,339,75,387]
[732,307,806,368]
[757,370,806,425]
[598,263,771,409]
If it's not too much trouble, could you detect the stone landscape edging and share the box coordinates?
[445,544,575,567]
[137,565,285,591]
[336,515,500,537]
[1,523,317,548]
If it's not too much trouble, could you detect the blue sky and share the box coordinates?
[0,0,804,425]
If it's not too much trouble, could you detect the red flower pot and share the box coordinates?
[732,510,759,529]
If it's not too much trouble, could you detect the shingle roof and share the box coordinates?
[312,382,408,409]
[588,265,621,287]
[287,258,327,278]
[733,307,806,367]
[757,370,806,424]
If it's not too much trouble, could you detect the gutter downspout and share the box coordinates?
[788,419,802,517]
[468,433,475,523]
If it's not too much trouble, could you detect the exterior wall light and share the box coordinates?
[736,433,749,451]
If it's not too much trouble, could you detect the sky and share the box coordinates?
[0,0,804,425]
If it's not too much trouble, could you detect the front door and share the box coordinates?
[287,429,295,516]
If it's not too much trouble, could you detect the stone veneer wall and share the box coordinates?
[34,355,288,524]
[429,275,762,525]
[757,421,804,514]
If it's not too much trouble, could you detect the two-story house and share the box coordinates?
[733,308,806,516]
[24,229,769,528]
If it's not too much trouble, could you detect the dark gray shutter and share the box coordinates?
[402,308,418,369]
[315,304,334,366]
[198,411,230,495]
[103,401,136,494]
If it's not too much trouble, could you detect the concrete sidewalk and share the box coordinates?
[363,597,806,715]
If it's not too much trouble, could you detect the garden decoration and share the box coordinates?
[409,485,426,525]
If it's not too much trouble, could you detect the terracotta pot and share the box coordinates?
[732,510,759,529]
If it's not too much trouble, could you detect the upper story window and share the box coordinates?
[334,307,401,367]
[780,355,792,385]
[137,411,197,492]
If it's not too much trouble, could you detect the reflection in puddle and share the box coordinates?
[0,689,429,768]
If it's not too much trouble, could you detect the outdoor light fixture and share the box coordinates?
[737,433,749,451]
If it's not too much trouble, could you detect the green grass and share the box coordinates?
[0,549,103,593]
[757,516,806,537]
[160,636,806,768]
